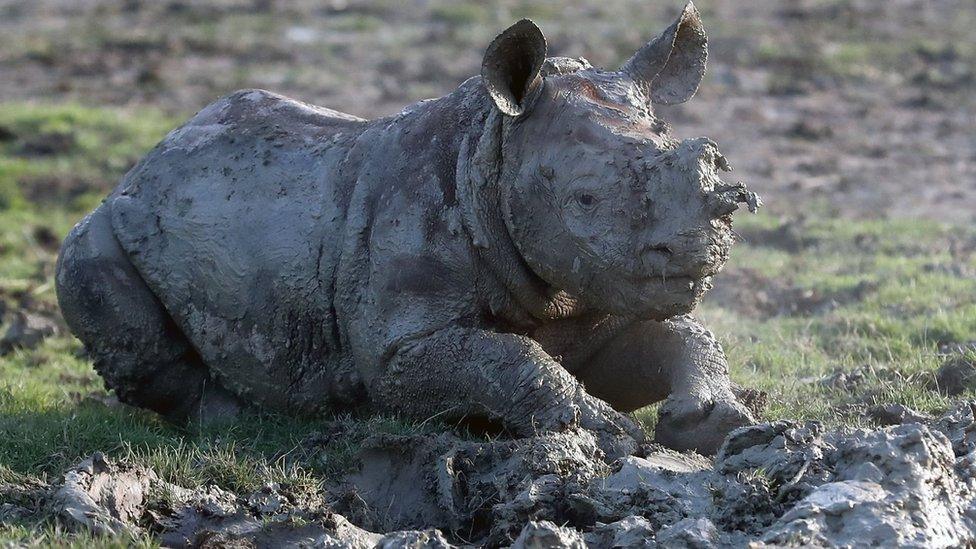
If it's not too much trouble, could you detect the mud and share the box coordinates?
[868,403,933,426]
[0,310,60,355]
[936,343,976,396]
[6,452,453,548]
[11,402,976,548]
[9,403,976,547]
[320,402,976,546]
[705,267,876,320]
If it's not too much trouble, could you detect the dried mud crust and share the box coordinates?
[7,402,976,547]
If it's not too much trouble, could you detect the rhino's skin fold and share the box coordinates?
[56,4,759,456]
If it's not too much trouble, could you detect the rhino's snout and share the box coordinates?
[667,137,761,218]
[638,243,674,272]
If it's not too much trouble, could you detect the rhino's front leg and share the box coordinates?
[651,316,754,455]
[567,315,753,455]
[371,326,643,456]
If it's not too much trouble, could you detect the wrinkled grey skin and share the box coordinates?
[56,3,758,455]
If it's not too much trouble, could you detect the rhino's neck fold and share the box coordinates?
[456,104,582,324]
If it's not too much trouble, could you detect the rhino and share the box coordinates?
[56,2,760,455]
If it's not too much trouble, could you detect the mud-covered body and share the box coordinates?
[58,5,759,455]
[106,87,489,414]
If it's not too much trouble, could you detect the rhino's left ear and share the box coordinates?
[621,1,707,105]
[482,19,547,117]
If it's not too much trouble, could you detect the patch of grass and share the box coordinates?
[0,523,157,548]
[0,103,177,215]
[697,213,976,426]
[0,334,435,487]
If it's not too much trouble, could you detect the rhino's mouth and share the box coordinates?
[642,274,713,294]
[596,272,713,320]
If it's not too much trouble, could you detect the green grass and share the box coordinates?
[1,102,974,544]
[0,524,157,549]
[699,214,976,425]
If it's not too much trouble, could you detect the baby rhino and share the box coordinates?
[57,3,759,455]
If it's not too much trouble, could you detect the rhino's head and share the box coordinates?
[473,2,759,320]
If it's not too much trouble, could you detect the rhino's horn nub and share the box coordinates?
[621,1,707,105]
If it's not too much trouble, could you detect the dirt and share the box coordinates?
[7,403,976,547]
[0,0,972,223]
[15,130,77,157]
[705,266,876,319]
[7,452,448,548]
[21,174,108,206]
[936,343,976,396]
[0,310,60,355]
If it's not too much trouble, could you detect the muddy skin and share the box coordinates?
[56,3,758,455]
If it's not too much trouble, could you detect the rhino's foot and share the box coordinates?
[654,392,753,455]
[573,392,644,459]
[517,388,644,459]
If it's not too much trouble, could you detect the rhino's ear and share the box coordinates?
[482,19,548,117]
[621,1,707,105]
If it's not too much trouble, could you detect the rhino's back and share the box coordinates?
[110,89,367,412]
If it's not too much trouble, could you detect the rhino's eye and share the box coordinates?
[576,192,597,209]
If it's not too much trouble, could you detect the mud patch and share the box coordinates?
[20,174,108,206]
[936,343,976,396]
[705,267,876,319]
[15,131,77,157]
[737,218,818,253]
[333,405,976,547]
[0,310,60,355]
[2,452,448,549]
[6,405,976,546]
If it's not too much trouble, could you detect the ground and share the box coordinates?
[0,0,974,546]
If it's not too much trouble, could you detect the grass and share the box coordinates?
[0,102,974,545]
[704,214,975,424]
[0,524,157,549]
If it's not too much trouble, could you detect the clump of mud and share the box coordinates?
[0,310,60,355]
[3,452,447,548]
[7,404,976,547]
[936,343,976,396]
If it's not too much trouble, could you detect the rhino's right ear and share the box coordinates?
[482,19,547,117]
[621,2,707,105]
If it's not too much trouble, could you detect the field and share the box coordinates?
[1,0,974,546]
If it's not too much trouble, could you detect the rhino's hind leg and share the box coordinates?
[56,204,242,424]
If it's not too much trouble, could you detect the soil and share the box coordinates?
[0,310,60,355]
[0,0,972,223]
[8,403,976,547]
[936,343,976,396]
[705,266,877,319]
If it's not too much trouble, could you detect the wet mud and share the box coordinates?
[7,402,976,547]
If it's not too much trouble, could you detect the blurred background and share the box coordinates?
[2,0,974,220]
[0,0,975,526]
